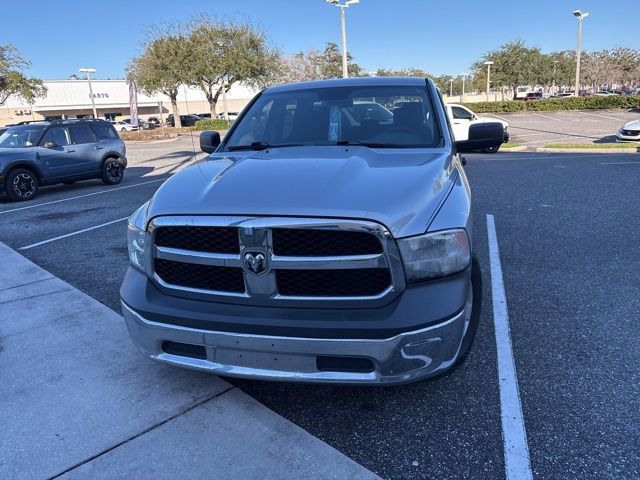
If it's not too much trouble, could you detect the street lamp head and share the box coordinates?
[326,0,359,6]
[78,68,96,73]
[572,10,589,19]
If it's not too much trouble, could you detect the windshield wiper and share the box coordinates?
[227,141,302,151]
[335,140,406,148]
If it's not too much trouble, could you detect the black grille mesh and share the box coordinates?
[155,226,239,254]
[276,269,391,297]
[155,259,245,293]
[272,229,383,257]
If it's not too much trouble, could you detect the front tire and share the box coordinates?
[5,168,39,202]
[482,144,501,153]
[101,158,124,185]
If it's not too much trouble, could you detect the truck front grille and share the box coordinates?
[155,226,239,254]
[276,269,391,297]
[272,228,383,256]
[148,217,406,307]
[154,259,245,293]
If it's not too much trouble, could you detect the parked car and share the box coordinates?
[216,112,240,121]
[111,120,138,132]
[122,118,155,130]
[596,91,618,97]
[147,117,161,127]
[523,92,543,101]
[197,113,212,119]
[616,119,640,142]
[0,119,126,202]
[121,77,505,385]
[166,114,202,127]
[446,103,509,153]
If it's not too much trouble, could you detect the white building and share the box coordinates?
[1,79,259,126]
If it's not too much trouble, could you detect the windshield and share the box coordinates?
[0,125,47,148]
[223,84,441,150]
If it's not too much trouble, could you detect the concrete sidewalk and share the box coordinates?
[0,242,378,480]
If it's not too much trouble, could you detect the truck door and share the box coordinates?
[450,106,475,141]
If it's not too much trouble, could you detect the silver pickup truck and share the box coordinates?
[120,77,503,385]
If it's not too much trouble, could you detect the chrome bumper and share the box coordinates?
[121,301,471,385]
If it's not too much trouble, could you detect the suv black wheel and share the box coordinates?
[5,168,39,202]
[102,158,124,185]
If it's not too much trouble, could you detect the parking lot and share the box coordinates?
[1,134,639,479]
[494,108,640,147]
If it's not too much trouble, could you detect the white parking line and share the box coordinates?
[575,111,625,121]
[486,214,533,480]
[18,217,128,251]
[0,178,166,216]
[529,112,562,122]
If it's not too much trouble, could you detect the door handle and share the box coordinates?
[94,146,104,150]
[65,149,75,153]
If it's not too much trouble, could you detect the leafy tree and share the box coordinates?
[319,42,363,78]
[187,18,280,116]
[277,42,363,83]
[0,45,46,105]
[610,47,640,85]
[128,27,192,127]
[472,40,546,98]
[375,68,431,77]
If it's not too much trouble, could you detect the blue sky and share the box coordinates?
[5,0,637,79]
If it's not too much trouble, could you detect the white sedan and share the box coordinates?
[616,119,640,142]
[110,120,138,132]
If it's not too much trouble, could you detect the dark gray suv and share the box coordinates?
[0,119,127,202]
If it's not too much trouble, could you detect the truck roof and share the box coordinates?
[266,76,429,94]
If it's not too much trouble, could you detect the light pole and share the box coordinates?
[484,61,494,102]
[79,68,97,119]
[325,0,360,78]
[572,10,589,96]
[460,73,469,102]
[449,78,454,97]
[552,59,559,94]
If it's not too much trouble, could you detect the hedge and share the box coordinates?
[194,119,233,130]
[463,95,640,113]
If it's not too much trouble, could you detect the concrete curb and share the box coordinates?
[536,147,639,154]
[0,242,379,480]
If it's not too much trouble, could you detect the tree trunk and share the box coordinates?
[170,94,182,128]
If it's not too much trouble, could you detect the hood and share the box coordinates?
[622,119,640,130]
[147,146,457,238]
[476,116,508,128]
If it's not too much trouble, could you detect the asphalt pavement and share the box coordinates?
[1,137,638,480]
[493,108,639,146]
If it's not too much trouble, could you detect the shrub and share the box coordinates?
[462,95,640,113]
[194,119,232,131]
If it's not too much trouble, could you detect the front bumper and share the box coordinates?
[616,132,640,142]
[121,297,472,386]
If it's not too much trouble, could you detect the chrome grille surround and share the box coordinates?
[146,216,406,308]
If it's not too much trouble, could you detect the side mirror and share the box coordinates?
[43,141,58,149]
[455,122,504,153]
[199,131,221,154]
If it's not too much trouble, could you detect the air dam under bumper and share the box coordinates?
[121,300,471,385]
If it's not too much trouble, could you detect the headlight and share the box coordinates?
[127,202,149,272]
[397,229,470,284]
